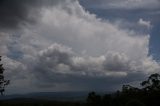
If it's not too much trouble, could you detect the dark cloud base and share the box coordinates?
[0,0,65,30]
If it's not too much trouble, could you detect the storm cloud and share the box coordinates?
[0,0,73,30]
[0,0,159,94]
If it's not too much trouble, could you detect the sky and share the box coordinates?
[0,0,160,94]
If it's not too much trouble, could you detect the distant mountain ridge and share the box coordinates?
[0,91,111,101]
[0,91,90,101]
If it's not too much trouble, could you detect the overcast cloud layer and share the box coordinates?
[80,0,160,10]
[0,0,159,94]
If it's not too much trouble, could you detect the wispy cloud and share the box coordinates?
[138,18,152,29]
[80,0,160,10]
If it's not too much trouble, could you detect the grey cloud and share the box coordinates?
[103,52,131,72]
[22,43,158,90]
[0,0,70,30]
[1,0,160,93]
[80,0,160,10]
[28,44,126,88]
[0,0,38,30]
[37,43,73,72]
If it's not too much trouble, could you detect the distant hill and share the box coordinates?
[0,92,90,101]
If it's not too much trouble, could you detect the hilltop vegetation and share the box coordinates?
[87,73,160,106]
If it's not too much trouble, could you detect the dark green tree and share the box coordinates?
[141,73,160,91]
[87,92,101,106]
[125,99,145,106]
[0,56,10,95]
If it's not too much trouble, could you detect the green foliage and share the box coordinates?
[141,73,160,91]
[125,99,145,106]
[87,92,101,106]
[86,73,160,106]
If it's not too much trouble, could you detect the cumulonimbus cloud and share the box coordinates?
[0,0,72,31]
[0,0,159,93]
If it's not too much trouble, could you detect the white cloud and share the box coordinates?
[85,0,160,10]
[138,18,152,29]
[0,0,159,93]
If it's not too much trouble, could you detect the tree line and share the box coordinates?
[0,56,9,96]
[86,73,160,106]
